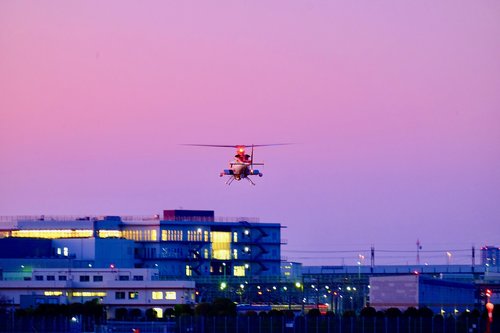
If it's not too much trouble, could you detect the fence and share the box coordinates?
[0,315,495,333]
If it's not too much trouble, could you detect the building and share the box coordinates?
[0,268,195,319]
[0,209,285,304]
[369,275,475,314]
[481,246,500,267]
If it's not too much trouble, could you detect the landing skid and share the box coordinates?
[225,176,236,185]
[224,176,257,186]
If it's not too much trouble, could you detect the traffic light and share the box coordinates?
[485,289,492,298]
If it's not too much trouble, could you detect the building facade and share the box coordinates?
[0,209,284,280]
[0,268,195,319]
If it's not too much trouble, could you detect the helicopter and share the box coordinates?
[183,144,289,185]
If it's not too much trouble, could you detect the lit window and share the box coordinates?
[152,291,163,300]
[151,230,157,241]
[165,291,176,300]
[44,291,63,296]
[233,232,238,242]
[153,307,163,319]
[98,230,122,238]
[11,229,93,239]
[186,265,192,277]
[63,247,69,256]
[73,292,106,297]
[129,291,138,299]
[234,266,246,277]
[211,231,231,260]
[233,249,238,259]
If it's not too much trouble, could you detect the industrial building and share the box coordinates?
[369,275,475,314]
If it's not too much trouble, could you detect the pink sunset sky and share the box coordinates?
[1,1,499,265]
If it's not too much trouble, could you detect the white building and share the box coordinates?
[0,268,195,319]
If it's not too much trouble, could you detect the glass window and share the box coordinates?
[129,291,138,299]
[79,275,90,282]
[47,275,55,281]
[234,266,246,277]
[93,276,103,282]
[165,291,176,300]
[133,275,144,281]
[35,275,43,281]
[115,292,125,299]
[58,275,67,281]
[211,231,231,260]
[152,291,163,300]
[118,275,129,281]
[186,265,192,276]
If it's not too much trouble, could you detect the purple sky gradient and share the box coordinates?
[1,1,500,265]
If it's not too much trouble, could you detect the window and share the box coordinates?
[35,275,43,281]
[133,275,144,281]
[234,265,246,277]
[115,292,125,299]
[211,231,231,260]
[233,249,238,259]
[47,275,55,281]
[186,265,192,277]
[79,275,90,282]
[72,291,106,297]
[118,275,129,281]
[165,291,176,300]
[58,275,67,281]
[93,276,103,282]
[204,248,209,259]
[233,232,238,242]
[153,307,164,319]
[152,291,163,300]
[162,229,183,241]
[129,291,139,299]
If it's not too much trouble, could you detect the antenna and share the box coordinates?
[416,239,422,265]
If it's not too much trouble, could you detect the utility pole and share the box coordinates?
[416,239,422,265]
[472,246,475,273]
[370,246,375,273]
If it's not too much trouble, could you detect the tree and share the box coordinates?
[129,308,142,320]
[404,307,418,317]
[307,308,321,317]
[360,306,376,317]
[145,308,158,321]
[211,298,236,316]
[418,307,433,318]
[195,303,212,316]
[385,308,402,318]
[115,308,128,321]
[268,309,283,317]
[174,304,193,316]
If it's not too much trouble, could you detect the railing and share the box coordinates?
[0,215,261,223]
